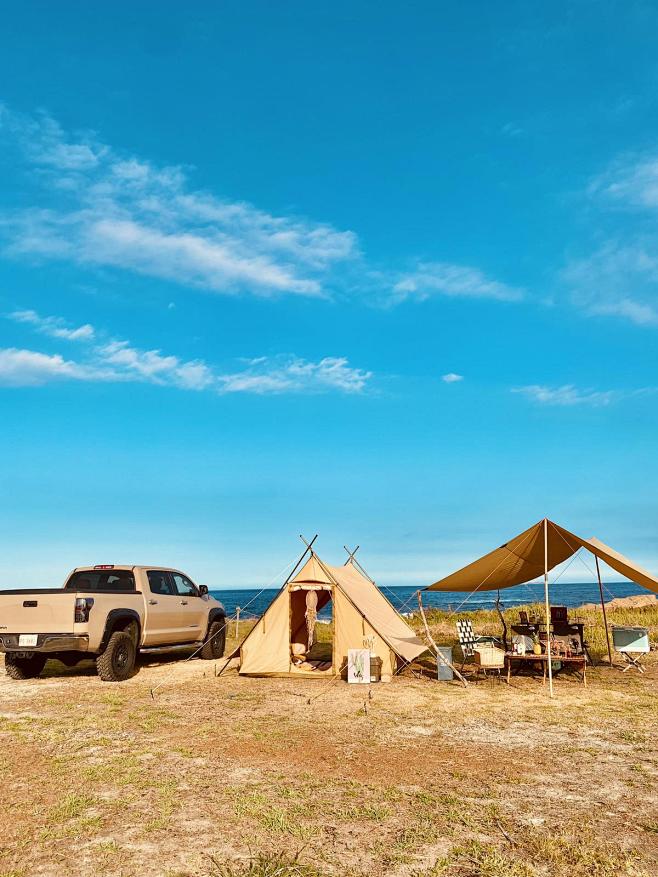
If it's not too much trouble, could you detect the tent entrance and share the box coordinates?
[289,584,334,673]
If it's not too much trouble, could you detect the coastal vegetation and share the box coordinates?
[1,602,656,877]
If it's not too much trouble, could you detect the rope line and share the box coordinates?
[149,553,300,697]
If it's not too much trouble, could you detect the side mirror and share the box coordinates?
[199,584,209,596]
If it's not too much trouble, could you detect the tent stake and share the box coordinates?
[544,519,554,698]
[417,591,469,688]
[595,555,613,666]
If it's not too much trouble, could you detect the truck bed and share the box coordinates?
[0,589,142,594]
[0,589,144,638]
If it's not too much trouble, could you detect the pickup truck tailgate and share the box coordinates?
[0,590,76,634]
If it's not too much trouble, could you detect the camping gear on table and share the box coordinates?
[612,626,650,673]
[550,605,568,624]
[504,652,587,685]
[238,548,427,679]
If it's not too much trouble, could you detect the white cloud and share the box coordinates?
[0,348,100,386]
[1,309,372,396]
[441,373,464,383]
[9,309,95,341]
[82,218,321,296]
[512,384,617,407]
[99,340,215,390]
[562,243,658,327]
[0,107,357,299]
[567,155,658,327]
[590,155,658,210]
[392,262,523,304]
[218,356,372,395]
[1,106,523,310]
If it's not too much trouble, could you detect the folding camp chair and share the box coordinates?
[456,619,501,671]
[612,626,650,673]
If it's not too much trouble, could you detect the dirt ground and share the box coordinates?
[1,640,657,877]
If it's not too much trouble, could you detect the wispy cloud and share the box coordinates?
[219,356,371,395]
[9,308,95,340]
[566,154,658,327]
[0,348,103,386]
[0,308,372,395]
[441,373,464,383]
[563,242,658,327]
[392,262,523,304]
[1,106,523,311]
[590,154,658,210]
[0,106,357,299]
[512,384,617,407]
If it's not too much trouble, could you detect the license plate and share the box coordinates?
[18,634,38,647]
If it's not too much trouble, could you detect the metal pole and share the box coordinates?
[595,555,613,666]
[544,518,554,698]
[235,607,240,640]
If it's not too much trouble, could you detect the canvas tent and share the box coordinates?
[239,550,427,678]
[424,517,658,695]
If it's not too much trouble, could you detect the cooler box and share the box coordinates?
[612,626,650,654]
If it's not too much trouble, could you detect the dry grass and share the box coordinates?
[0,604,656,877]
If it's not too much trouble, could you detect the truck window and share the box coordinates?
[171,573,198,597]
[147,571,175,596]
[66,570,136,591]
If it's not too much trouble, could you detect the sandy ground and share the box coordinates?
[1,647,657,877]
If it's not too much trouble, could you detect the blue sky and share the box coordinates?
[1,1,657,589]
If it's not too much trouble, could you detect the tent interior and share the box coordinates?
[289,583,333,671]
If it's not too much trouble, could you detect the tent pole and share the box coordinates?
[219,536,319,674]
[417,591,469,688]
[544,518,554,698]
[595,555,613,667]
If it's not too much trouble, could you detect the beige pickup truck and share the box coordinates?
[0,565,226,682]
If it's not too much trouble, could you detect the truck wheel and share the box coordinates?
[5,653,47,680]
[96,630,136,682]
[200,619,226,660]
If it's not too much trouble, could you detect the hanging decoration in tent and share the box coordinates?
[305,589,318,651]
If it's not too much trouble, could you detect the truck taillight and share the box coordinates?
[74,597,94,623]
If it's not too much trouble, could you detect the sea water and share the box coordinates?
[210,580,645,620]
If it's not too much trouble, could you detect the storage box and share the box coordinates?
[474,647,505,668]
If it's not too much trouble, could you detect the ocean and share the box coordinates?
[210,580,646,620]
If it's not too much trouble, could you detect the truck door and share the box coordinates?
[142,570,197,645]
[169,573,208,641]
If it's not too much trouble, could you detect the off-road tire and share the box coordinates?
[200,619,226,660]
[5,652,47,680]
[96,630,136,682]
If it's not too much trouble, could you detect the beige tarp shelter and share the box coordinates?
[424,518,658,695]
[239,550,427,678]
[426,518,658,595]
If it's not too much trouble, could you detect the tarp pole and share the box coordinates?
[544,518,554,698]
[595,555,613,666]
